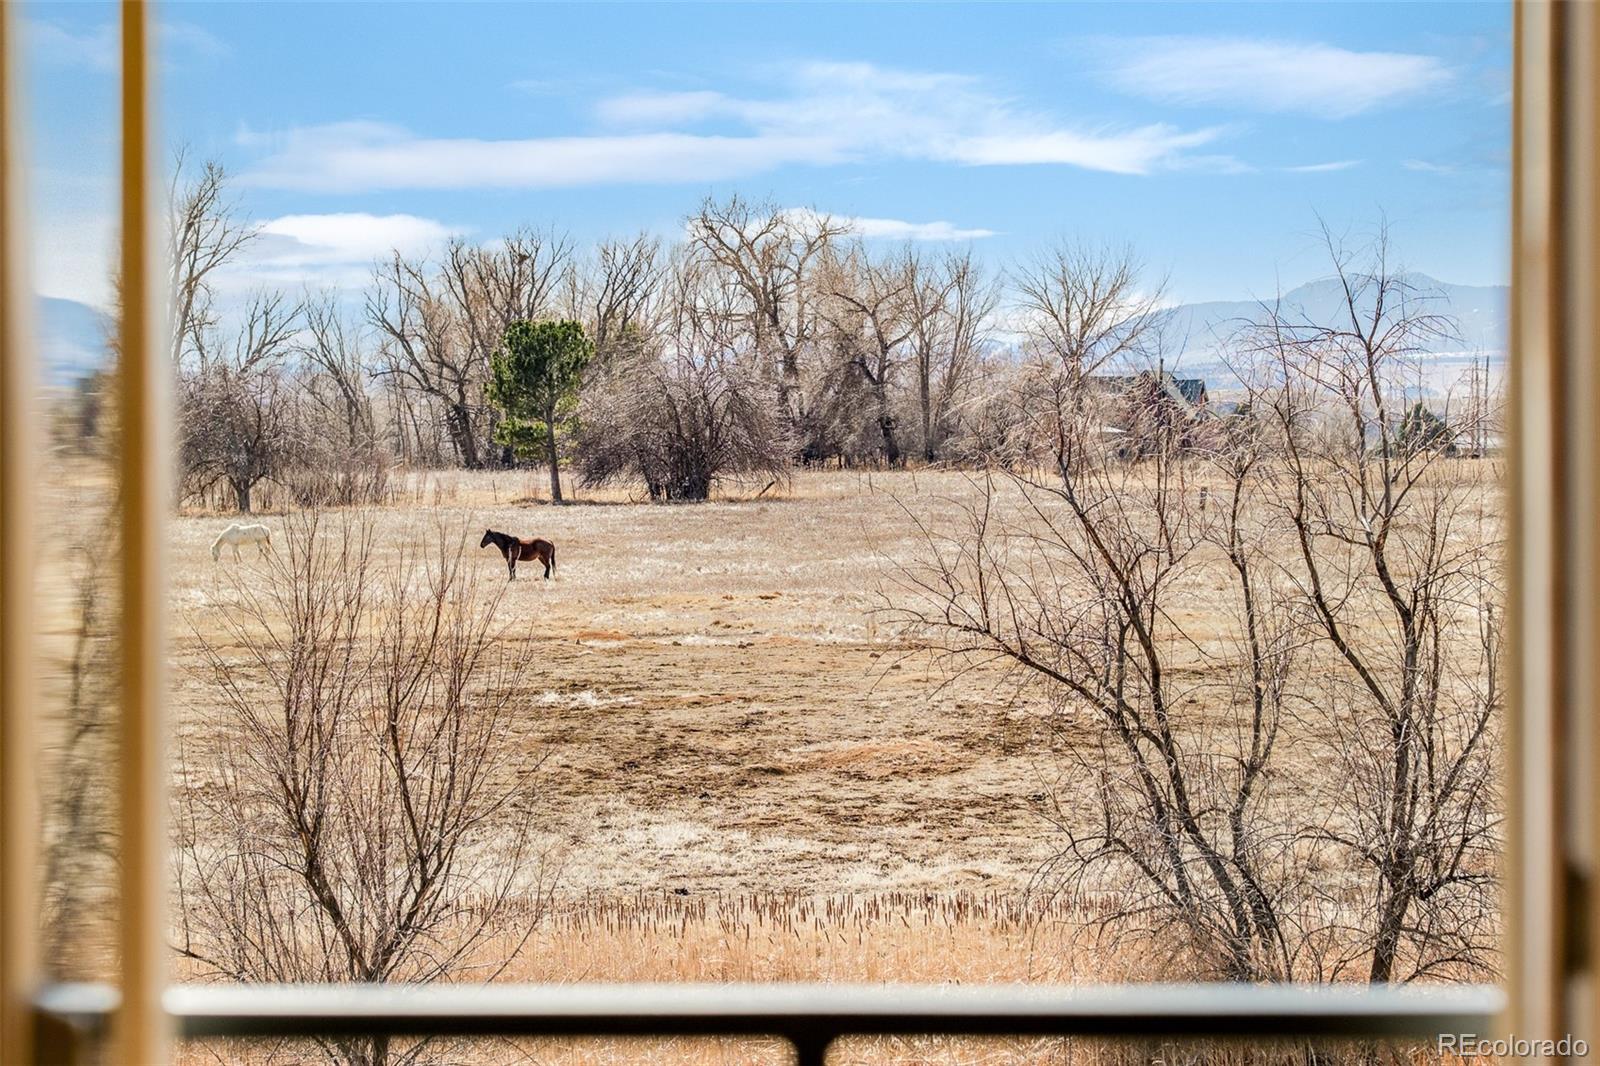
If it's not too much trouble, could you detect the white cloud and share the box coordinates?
[241,122,843,192]
[257,213,460,262]
[1286,160,1362,173]
[24,21,116,70]
[596,89,731,125]
[25,18,229,71]
[242,60,1228,192]
[159,22,231,63]
[846,217,997,241]
[222,212,464,289]
[784,208,996,242]
[947,125,1223,174]
[1095,36,1452,119]
[1402,159,1460,175]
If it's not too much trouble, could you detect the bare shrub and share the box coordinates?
[892,227,1502,984]
[576,258,791,501]
[890,417,1313,981]
[175,514,550,1066]
[176,291,301,512]
[1242,225,1502,982]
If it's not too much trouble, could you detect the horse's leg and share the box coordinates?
[508,554,516,580]
[543,551,551,579]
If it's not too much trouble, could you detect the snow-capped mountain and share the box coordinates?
[1154,274,1508,398]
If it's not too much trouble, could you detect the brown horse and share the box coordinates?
[480,529,556,580]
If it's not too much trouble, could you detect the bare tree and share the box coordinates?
[165,153,258,370]
[685,197,845,446]
[577,257,790,500]
[298,293,377,450]
[819,242,920,466]
[179,291,303,511]
[1013,240,1166,376]
[176,514,548,1066]
[895,225,1501,985]
[368,252,483,468]
[1245,225,1501,982]
[891,406,1311,981]
[585,233,664,361]
[368,233,574,469]
[1009,241,1169,475]
[905,248,997,462]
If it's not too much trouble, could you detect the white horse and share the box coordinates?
[211,522,273,561]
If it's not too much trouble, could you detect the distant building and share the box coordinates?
[1088,369,1212,457]
[1093,370,1209,415]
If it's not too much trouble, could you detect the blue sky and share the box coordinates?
[21,1,1510,311]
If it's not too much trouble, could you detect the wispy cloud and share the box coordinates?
[784,208,996,242]
[241,60,1230,192]
[25,18,229,71]
[1094,36,1452,119]
[1285,160,1362,173]
[240,123,843,192]
[1402,159,1461,175]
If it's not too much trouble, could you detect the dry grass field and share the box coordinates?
[35,464,1496,1064]
[169,470,1071,901]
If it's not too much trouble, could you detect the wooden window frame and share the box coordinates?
[0,1,1587,1062]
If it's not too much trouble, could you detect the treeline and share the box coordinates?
[60,160,1210,511]
[61,160,1481,512]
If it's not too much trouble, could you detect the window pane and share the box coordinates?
[23,0,123,983]
[50,0,1510,1038]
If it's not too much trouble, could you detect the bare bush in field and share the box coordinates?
[890,431,1316,980]
[892,231,1501,983]
[1239,225,1501,982]
[175,514,549,1066]
[577,256,792,500]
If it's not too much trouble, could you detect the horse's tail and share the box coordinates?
[549,542,556,572]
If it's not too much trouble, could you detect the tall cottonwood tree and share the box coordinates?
[906,248,996,462]
[368,251,484,468]
[820,243,915,465]
[165,153,256,370]
[685,197,845,453]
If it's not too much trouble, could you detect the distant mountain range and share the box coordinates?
[33,273,1510,396]
[37,296,110,385]
[1153,273,1508,398]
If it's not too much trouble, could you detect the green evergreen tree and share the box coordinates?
[489,319,593,502]
[1397,401,1454,454]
